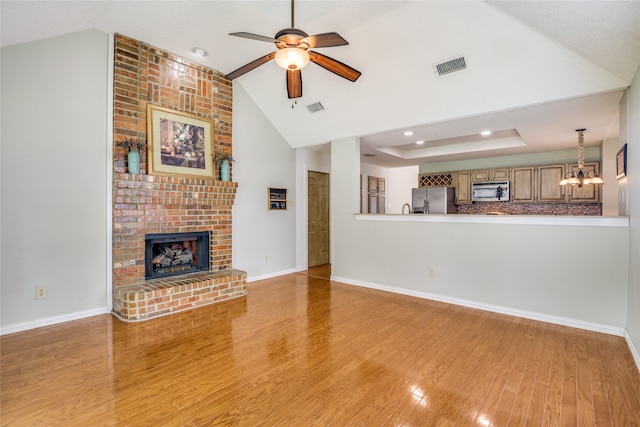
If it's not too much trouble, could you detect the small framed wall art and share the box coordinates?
[616,143,627,180]
[147,104,215,178]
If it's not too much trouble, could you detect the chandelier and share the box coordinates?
[559,128,604,187]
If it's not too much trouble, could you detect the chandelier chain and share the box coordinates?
[577,129,585,170]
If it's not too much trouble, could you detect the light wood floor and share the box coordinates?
[2,272,640,426]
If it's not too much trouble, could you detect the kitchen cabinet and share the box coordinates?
[368,176,385,193]
[491,168,510,181]
[511,167,535,202]
[367,176,386,213]
[472,170,490,182]
[377,195,386,213]
[567,162,601,203]
[420,161,600,207]
[514,163,600,203]
[455,171,471,204]
[418,173,455,188]
[536,164,565,202]
[472,168,509,182]
[368,176,378,193]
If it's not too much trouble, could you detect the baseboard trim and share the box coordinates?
[0,307,109,336]
[331,275,626,337]
[624,330,640,373]
[247,268,301,283]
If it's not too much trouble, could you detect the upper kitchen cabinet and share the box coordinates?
[537,164,566,202]
[491,168,510,181]
[472,170,490,182]
[472,168,510,182]
[368,176,378,193]
[419,161,601,207]
[511,167,535,203]
[455,171,471,204]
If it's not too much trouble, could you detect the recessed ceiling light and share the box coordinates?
[192,47,208,57]
[481,130,492,136]
[416,140,424,145]
[404,131,414,136]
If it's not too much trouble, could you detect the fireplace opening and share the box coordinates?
[145,232,210,279]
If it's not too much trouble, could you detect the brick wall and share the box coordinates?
[113,34,232,175]
[112,34,236,289]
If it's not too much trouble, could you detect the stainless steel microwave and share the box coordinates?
[471,181,509,202]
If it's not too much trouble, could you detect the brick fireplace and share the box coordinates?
[111,35,246,321]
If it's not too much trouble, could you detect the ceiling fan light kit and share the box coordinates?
[225,0,361,99]
[275,48,310,71]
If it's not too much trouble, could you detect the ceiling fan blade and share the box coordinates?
[303,32,349,48]
[229,32,278,43]
[225,52,276,80]
[287,69,302,99]
[308,51,361,82]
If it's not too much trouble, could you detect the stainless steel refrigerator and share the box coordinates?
[411,187,457,214]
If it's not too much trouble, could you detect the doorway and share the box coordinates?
[308,171,329,267]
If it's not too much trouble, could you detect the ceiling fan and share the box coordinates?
[225,0,361,99]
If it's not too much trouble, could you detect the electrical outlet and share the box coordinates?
[428,268,435,279]
[35,286,48,299]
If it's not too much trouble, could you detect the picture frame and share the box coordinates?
[616,143,627,180]
[147,104,215,178]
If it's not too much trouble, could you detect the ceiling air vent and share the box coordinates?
[433,56,467,77]
[306,102,325,113]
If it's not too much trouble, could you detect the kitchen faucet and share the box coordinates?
[402,203,411,214]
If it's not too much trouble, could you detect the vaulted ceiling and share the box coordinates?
[2,1,639,167]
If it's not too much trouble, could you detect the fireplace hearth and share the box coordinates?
[145,232,210,279]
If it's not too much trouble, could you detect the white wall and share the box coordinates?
[625,68,640,364]
[1,30,110,332]
[387,166,419,214]
[231,84,297,281]
[330,137,361,268]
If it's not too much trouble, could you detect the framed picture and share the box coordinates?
[147,104,215,178]
[616,143,627,180]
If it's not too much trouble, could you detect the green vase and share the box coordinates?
[221,159,230,181]
[128,150,140,174]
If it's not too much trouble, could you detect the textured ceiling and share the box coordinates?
[2,1,639,167]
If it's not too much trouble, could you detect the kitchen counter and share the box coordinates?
[355,213,628,227]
